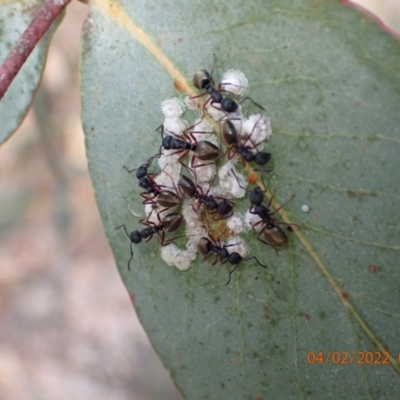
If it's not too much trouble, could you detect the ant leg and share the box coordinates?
[217,82,246,97]
[250,219,264,231]
[211,254,224,266]
[190,157,216,170]
[177,150,191,170]
[182,118,205,135]
[144,233,154,243]
[141,193,158,205]
[241,114,264,148]
[201,252,213,263]
[200,96,213,117]
[160,234,187,246]
[256,230,279,256]
[212,207,233,221]
[141,204,168,226]
[190,91,208,100]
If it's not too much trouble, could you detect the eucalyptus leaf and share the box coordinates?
[81,0,400,398]
[0,0,62,144]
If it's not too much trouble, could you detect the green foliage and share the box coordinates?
[0,0,61,144]
[81,0,400,398]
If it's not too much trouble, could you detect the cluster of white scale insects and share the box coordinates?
[143,69,272,271]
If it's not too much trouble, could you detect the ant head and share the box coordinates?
[193,69,214,90]
[254,151,271,166]
[228,252,243,265]
[131,230,142,244]
[135,165,148,179]
[161,135,173,150]
[221,97,238,113]
[249,187,265,206]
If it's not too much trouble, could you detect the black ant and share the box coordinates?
[197,236,267,285]
[115,212,184,270]
[231,169,294,251]
[221,117,271,167]
[178,174,234,220]
[123,157,181,209]
[191,60,264,116]
[157,124,219,168]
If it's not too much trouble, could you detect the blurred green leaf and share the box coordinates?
[0,0,62,144]
[81,0,400,398]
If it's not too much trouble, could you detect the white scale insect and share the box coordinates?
[139,69,273,272]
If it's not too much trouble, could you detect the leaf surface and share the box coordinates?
[81,0,400,398]
[0,0,61,144]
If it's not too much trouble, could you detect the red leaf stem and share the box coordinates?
[0,0,72,101]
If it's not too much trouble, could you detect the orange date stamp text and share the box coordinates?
[307,351,394,365]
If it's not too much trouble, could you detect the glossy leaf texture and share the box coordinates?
[0,0,61,144]
[81,0,400,398]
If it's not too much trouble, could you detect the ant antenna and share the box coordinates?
[156,124,164,137]
[226,264,239,285]
[210,53,217,79]
[269,194,296,215]
[115,225,134,270]
[225,256,268,285]
[123,165,136,174]
[239,96,265,110]
[244,256,268,268]
[115,224,130,238]
[230,168,251,192]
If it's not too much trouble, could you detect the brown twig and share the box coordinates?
[0,0,72,101]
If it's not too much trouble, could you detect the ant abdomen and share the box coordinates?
[157,190,181,208]
[162,213,184,232]
[263,225,287,248]
[221,120,237,146]
[194,141,219,160]
[193,69,214,90]
[178,175,197,198]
